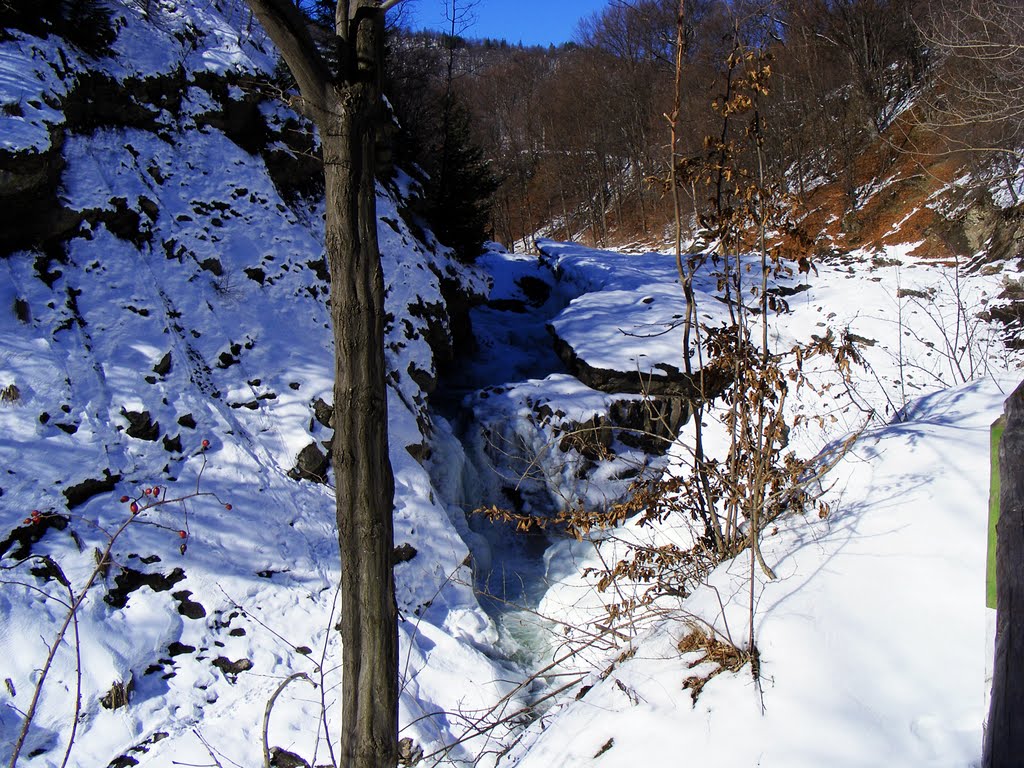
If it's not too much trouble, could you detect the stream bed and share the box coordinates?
[427,246,674,663]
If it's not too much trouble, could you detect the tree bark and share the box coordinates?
[984,379,1024,766]
[237,2,398,766]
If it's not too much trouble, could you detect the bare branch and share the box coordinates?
[243,0,332,109]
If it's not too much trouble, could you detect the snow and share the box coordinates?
[1,1,1022,766]
[510,377,1009,768]
[0,2,516,764]
[0,34,80,151]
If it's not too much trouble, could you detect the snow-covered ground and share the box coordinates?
[427,239,1020,767]
[1,3,1022,767]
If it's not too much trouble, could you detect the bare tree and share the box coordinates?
[237,1,405,766]
[919,0,1024,177]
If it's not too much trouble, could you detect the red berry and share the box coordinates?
[130,502,139,514]
[224,503,232,511]
[178,530,187,539]
[201,439,210,449]
[144,488,152,496]
[23,517,31,524]
[152,486,160,497]
[120,495,130,503]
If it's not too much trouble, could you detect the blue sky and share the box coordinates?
[404,0,611,47]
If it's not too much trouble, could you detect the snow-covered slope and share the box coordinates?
[511,377,1010,768]
[469,242,1022,768]
[0,3,515,766]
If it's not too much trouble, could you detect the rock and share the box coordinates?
[398,737,424,767]
[105,567,185,609]
[610,397,689,453]
[0,383,21,404]
[172,590,206,620]
[63,471,122,509]
[288,442,329,483]
[199,257,224,276]
[122,409,160,441]
[405,442,430,462]
[438,275,485,363]
[393,543,418,564]
[63,71,164,134]
[13,298,30,323]
[0,513,69,561]
[515,274,552,306]
[269,748,310,768]
[547,326,726,399]
[408,298,453,367]
[244,266,265,284]
[167,642,195,657]
[81,196,149,246]
[550,397,690,459]
[312,397,334,428]
[153,351,172,376]
[212,656,252,683]
[194,92,267,155]
[0,129,81,255]
[407,361,436,393]
[557,414,613,460]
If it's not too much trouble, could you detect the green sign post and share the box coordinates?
[988,416,1005,611]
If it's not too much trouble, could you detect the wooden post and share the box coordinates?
[984,415,1003,736]
[983,380,1024,766]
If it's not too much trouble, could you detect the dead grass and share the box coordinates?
[0,383,20,404]
[677,624,752,704]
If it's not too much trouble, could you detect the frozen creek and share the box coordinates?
[426,247,675,663]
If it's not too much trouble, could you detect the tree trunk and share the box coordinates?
[328,21,397,768]
[237,2,398,766]
[324,103,398,768]
[984,379,1024,766]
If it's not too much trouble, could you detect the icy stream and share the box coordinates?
[428,249,571,662]
[427,246,674,664]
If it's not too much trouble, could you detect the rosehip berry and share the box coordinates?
[130,502,139,514]
[178,530,187,539]
[144,488,152,496]
[201,439,210,449]
[151,486,160,497]
[120,495,130,503]
[23,517,31,524]
[224,503,232,511]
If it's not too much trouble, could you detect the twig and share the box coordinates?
[262,673,314,768]
[58,574,82,768]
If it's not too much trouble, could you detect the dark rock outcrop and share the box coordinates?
[122,409,160,441]
[551,396,690,458]
[288,442,329,483]
[548,325,724,399]
[63,471,122,509]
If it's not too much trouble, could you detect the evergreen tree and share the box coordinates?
[425,97,499,261]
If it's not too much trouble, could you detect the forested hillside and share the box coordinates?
[389,0,1023,260]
